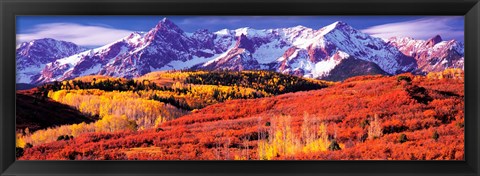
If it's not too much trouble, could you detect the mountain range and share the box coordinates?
[16,18,464,84]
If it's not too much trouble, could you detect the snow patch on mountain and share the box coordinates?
[252,40,291,64]
[160,53,225,71]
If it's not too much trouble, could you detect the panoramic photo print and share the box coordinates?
[15,16,464,160]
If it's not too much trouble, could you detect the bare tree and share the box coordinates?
[241,133,251,160]
[223,137,231,160]
[368,114,383,140]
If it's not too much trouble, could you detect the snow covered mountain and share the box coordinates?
[16,38,85,84]
[197,21,418,80]
[387,35,464,74]
[16,18,464,84]
[32,18,243,84]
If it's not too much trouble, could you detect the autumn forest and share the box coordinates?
[15,69,464,160]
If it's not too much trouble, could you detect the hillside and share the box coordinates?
[16,91,98,133]
[18,69,464,160]
[16,70,331,148]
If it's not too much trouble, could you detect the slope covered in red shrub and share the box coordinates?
[19,73,464,160]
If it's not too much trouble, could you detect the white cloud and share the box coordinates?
[361,17,464,41]
[17,23,133,47]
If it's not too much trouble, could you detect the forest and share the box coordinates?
[16,71,330,149]
[16,69,464,160]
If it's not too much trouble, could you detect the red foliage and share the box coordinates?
[19,74,464,160]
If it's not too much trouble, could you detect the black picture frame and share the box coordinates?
[1,0,479,175]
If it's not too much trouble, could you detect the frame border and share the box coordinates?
[1,0,479,176]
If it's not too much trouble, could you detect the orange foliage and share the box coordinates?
[19,72,464,160]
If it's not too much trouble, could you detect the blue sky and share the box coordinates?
[16,16,464,47]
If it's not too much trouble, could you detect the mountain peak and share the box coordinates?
[389,36,415,41]
[235,34,255,52]
[32,38,56,43]
[24,38,68,45]
[329,21,350,29]
[292,25,307,29]
[332,21,348,26]
[156,17,174,26]
[18,38,80,51]
[319,21,353,35]
[214,29,231,36]
[153,17,183,33]
[431,34,443,41]
[285,25,310,33]
[426,34,443,47]
[159,17,173,24]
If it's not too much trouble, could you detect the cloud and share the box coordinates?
[17,23,133,47]
[361,17,464,41]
